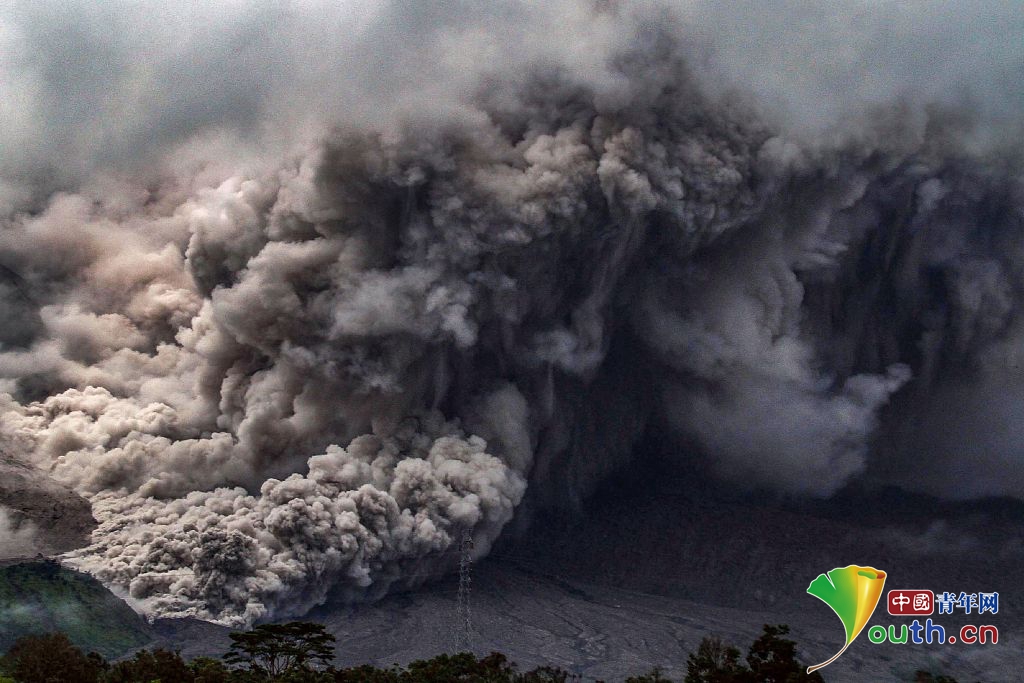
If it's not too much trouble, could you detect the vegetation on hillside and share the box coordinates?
[0,561,150,657]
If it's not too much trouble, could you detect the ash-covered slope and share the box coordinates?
[316,561,1017,683]
[489,451,1024,681]
[151,556,1015,683]
[0,452,94,559]
[296,465,1024,683]
[507,477,1024,619]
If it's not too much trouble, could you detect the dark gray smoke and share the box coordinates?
[1,1,1022,624]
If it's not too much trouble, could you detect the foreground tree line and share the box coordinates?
[0,621,962,683]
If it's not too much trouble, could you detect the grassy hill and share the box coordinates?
[0,560,151,658]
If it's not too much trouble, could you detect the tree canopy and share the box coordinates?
[0,621,971,682]
[225,622,335,677]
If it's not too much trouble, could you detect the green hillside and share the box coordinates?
[0,560,151,658]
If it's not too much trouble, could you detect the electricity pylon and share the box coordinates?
[454,530,474,652]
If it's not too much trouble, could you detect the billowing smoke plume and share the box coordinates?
[1,1,1023,623]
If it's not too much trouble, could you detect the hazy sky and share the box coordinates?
[2,1,1022,208]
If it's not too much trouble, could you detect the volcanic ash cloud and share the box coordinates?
[1,1,1023,623]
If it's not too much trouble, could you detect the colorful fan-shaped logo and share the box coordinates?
[805,565,887,673]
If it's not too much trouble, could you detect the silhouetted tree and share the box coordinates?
[522,664,582,682]
[402,651,517,682]
[1,632,105,683]
[744,625,822,683]
[225,622,335,678]
[626,666,673,682]
[914,672,962,683]
[331,663,402,682]
[189,655,235,683]
[685,636,746,683]
[0,622,847,682]
[103,647,193,683]
[684,625,826,683]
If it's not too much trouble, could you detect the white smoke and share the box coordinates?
[0,0,1022,623]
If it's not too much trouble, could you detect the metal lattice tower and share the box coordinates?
[454,530,474,652]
